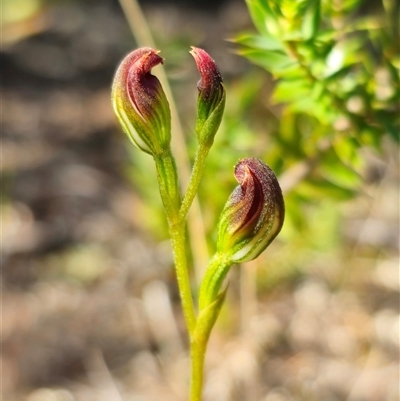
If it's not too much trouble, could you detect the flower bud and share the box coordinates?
[190,47,226,146]
[111,47,171,156]
[216,158,284,263]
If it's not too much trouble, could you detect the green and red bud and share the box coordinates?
[190,47,226,147]
[216,158,285,263]
[111,47,171,156]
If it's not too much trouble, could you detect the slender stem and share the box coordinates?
[154,152,197,335]
[169,221,197,336]
[190,339,206,401]
[180,144,210,221]
[117,3,218,399]
[154,151,180,222]
[189,252,231,401]
[198,253,231,311]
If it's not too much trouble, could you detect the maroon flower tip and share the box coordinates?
[111,47,171,155]
[230,161,264,234]
[190,46,223,100]
[216,158,285,263]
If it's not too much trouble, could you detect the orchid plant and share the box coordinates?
[111,47,285,401]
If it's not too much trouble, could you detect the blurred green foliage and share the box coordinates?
[236,0,399,160]
[238,0,399,139]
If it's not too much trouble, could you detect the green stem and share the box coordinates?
[169,222,197,336]
[199,253,231,311]
[189,253,231,401]
[154,151,196,335]
[180,144,210,221]
[154,151,180,224]
[190,338,206,401]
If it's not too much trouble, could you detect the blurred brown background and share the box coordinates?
[2,0,399,400]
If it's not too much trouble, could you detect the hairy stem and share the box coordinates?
[169,221,197,336]
[199,253,231,311]
[180,144,210,221]
[190,339,206,401]
[154,152,197,335]
[154,152,180,221]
